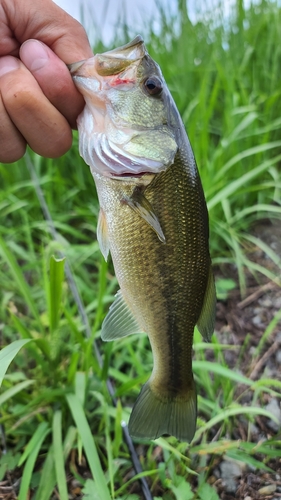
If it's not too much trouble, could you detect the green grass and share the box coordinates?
[0,1,281,498]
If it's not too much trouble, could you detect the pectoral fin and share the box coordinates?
[124,189,165,243]
[197,265,216,342]
[101,289,143,341]
[97,208,110,261]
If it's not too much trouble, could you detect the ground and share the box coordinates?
[206,219,281,500]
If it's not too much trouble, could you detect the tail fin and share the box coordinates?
[128,380,197,442]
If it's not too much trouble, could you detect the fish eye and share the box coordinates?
[144,76,163,96]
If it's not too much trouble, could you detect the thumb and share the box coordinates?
[3,0,93,63]
[20,39,86,128]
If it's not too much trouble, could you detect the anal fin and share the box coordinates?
[101,289,143,341]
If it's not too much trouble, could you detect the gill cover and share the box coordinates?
[69,36,178,178]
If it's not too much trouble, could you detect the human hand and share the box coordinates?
[0,0,93,163]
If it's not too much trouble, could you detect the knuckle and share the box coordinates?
[33,126,72,158]
[72,21,89,41]
[47,78,69,101]
[3,80,36,113]
[0,142,27,163]
[0,69,48,123]
[50,128,73,157]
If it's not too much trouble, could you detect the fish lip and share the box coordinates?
[112,35,144,50]
[95,36,146,76]
[67,60,88,74]
[111,172,148,178]
[102,35,145,60]
[68,36,145,81]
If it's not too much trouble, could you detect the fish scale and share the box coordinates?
[70,35,216,442]
[94,147,209,413]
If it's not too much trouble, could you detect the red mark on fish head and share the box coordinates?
[109,75,135,87]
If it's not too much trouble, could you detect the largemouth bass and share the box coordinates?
[69,36,216,442]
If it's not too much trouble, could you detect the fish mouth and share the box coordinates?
[68,35,146,79]
[97,35,145,67]
[111,172,149,178]
[69,37,172,180]
[67,60,88,74]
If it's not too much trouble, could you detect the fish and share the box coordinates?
[69,35,216,442]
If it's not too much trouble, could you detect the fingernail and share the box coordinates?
[20,39,49,72]
[0,56,20,77]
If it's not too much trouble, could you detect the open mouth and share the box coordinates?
[111,171,148,178]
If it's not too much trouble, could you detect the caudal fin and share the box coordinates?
[128,380,197,442]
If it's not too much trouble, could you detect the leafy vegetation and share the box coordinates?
[0,0,281,498]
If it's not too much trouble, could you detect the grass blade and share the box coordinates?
[53,410,68,500]
[18,421,49,467]
[195,406,280,440]
[0,380,34,406]
[208,154,281,210]
[193,361,252,386]
[18,423,50,500]
[35,445,56,500]
[214,142,281,181]
[0,235,40,323]
[0,340,32,387]
[66,393,111,500]
[48,256,65,333]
